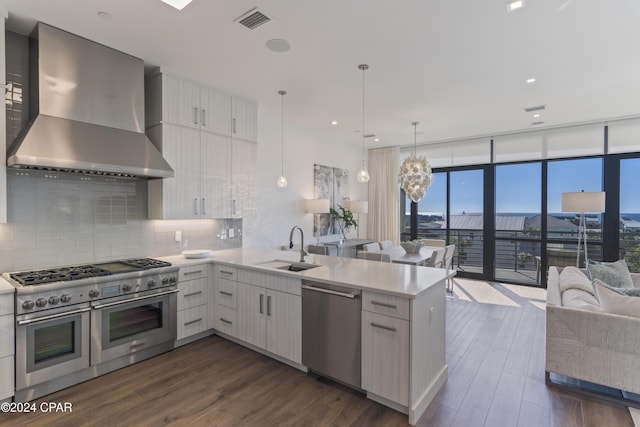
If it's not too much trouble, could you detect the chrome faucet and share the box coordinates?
[289,226,307,263]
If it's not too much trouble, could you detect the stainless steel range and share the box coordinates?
[4,258,179,401]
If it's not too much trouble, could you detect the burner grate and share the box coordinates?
[11,265,111,286]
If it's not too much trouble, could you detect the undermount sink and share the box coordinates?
[276,263,320,272]
[256,260,321,273]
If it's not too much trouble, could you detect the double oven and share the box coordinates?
[7,258,179,401]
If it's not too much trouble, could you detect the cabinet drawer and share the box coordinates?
[218,278,237,309]
[361,311,409,406]
[178,278,207,310]
[0,315,14,359]
[216,265,238,280]
[179,264,208,282]
[216,305,237,338]
[363,292,410,320]
[0,295,13,316]
[177,305,208,339]
[0,356,14,400]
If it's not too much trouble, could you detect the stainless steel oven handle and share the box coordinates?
[92,289,179,309]
[17,307,91,325]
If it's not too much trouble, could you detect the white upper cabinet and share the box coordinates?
[145,70,257,219]
[232,97,258,143]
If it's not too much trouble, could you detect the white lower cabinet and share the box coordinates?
[361,310,410,406]
[0,293,14,401]
[235,269,301,364]
[176,264,209,343]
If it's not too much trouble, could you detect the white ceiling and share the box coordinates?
[2,0,640,150]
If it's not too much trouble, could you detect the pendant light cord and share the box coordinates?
[412,121,419,157]
[362,65,365,166]
[278,90,287,176]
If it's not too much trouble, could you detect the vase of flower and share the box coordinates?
[330,205,357,244]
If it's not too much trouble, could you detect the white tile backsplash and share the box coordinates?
[0,170,242,273]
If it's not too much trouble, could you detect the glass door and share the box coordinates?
[449,169,485,277]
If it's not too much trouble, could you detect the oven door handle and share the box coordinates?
[91,289,179,310]
[17,307,91,325]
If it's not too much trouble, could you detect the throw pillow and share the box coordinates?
[587,259,634,289]
[593,278,640,297]
[558,266,595,296]
[594,280,640,317]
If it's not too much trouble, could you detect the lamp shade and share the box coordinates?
[305,199,330,214]
[348,200,368,214]
[561,191,606,213]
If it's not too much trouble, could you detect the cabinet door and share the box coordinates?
[361,311,410,406]
[231,140,257,218]
[200,88,232,136]
[201,132,232,218]
[163,74,200,129]
[156,124,202,219]
[236,282,266,349]
[266,290,301,364]
[231,97,257,143]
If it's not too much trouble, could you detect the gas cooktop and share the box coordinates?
[9,258,172,286]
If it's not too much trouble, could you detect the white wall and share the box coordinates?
[246,102,369,249]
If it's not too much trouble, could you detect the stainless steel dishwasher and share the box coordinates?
[302,280,362,389]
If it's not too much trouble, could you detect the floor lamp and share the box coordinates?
[305,199,330,244]
[561,191,606,268]
[348,200,368,240]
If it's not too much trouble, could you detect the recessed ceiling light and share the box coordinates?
[97,11,112,19]
[266,39,291,53]
[331,121,338,126]
[507,0,525,12]
[533,114,540,118]
[374,138,380,142]
[526,77,536,84]
[160,0,194,11]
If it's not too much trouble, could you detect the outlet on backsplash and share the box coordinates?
[175,231,182,244]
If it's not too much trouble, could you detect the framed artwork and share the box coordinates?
[313,164,350,236]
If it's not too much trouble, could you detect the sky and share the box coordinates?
[408,157,640,215]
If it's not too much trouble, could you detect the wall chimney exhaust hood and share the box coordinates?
[7,23,174,179]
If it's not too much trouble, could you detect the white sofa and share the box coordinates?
[546,266,640,394]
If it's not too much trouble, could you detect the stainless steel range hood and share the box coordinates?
[7,23,174,179]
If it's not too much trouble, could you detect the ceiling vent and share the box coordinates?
[523,105,546,113]
[235,7,272,30]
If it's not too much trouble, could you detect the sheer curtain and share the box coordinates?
[367,147,400,245]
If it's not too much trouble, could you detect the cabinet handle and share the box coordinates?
[202,198,206,215]
[371,301,398,309]
[233,117,237,134]
[219,291,233,297]
[184,291,202,297]
[267,295,271,316]
[194,198,198,216]
[371,322,397,332]
[194,107,198,125]
[259,293,264,314]
[184,270,203,276]
[219,270,234,275]
[184,318,202,326]
[202,109,206,127]
[220,318,232,325]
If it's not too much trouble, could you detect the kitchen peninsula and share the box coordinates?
[161,247,454,425]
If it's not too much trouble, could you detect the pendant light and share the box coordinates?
[356,64,370,183]
[276,90,288,188]
[399,121,433,203]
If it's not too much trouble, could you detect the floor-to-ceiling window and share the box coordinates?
[547,158,604,267]
[449,169,485,274]
[495,162,542,285]
[620,158,640,272]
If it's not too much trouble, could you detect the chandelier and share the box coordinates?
[399,122,433,203]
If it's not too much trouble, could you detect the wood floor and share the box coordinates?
[1,279,634,427]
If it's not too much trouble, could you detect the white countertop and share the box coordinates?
[159,248,455,298]
[0,277,15,295]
